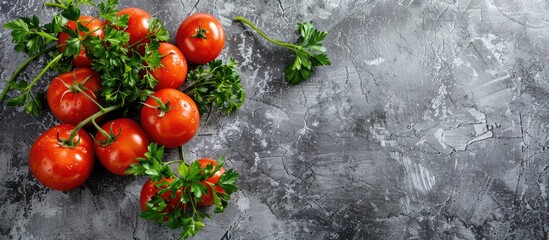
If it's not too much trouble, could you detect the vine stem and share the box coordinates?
[91,119,110,140]
[64,105,121,145]
[0,46,56,104]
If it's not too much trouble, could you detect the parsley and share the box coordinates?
[3,15,60,55]
[1,0,170,112]
[184,58,245,114]
[233,16,331,84]
[126,143,240,239]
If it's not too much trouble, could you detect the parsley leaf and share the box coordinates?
[184,58,245,114]
[3,15,60,55]
[233,16,331,84]
[126,143,240,239]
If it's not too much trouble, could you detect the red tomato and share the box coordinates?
[175,13,225,64]
[197,158,225,184]
[151,42,187,90]
[29,124,94,191]
[140,89,200,148]
[93,118,150,175]
[47,68,102,125]
[197,184,225,206]
[140,178,185,215]
[57,16,105,67]
[117,8,151,51]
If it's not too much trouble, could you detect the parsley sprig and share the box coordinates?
[233,16,330,84]
[126,143,239,239]
[183,58,245,114]
[1,0,170,113]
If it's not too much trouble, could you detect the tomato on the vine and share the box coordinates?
[140,88,200,148]
[46,68,102,125]
[29,124,94,191]
[140,178,185,214]
[93,118,149,176]
[151,42,188,90]
[57,16,105,67]
[176,13,225,64]
[117,8,151,50]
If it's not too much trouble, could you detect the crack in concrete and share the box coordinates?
[186,0,199,17]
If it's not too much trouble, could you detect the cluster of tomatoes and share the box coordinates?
[28,8,227,209]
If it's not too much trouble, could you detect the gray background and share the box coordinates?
[1,0,548,239]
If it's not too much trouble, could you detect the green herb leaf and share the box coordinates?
[61,4,81,21]
[185,58,245,114]
[233,16,331,84]
[128,143,239,239]
[4,16,58,55]
[98,0,121,23]
[125,143,173,182]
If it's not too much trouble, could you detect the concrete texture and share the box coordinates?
[1,0,548,239]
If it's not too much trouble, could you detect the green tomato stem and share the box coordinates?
[91,118,110,140]
[0,46,56,105]
[65,104,121,146]
[70,83,105,111]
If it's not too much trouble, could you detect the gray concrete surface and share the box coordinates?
[1,0,548,239]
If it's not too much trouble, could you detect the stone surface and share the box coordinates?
[1,0,549,239]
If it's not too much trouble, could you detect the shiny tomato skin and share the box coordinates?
[47,68,102,125]
[94,118,150,176]
[29,124,94,191]
[140,89,200,148]
[140,178,185,216]
[151,42,188,90]
[117,8,151,50]
[197,184,225,206]
[197,158,225,184]
[176,13,225,64]
[57,16,105,67]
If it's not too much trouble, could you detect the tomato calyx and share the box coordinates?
[142,95,172,117]
[58,73,97,98]
[93,122,122,147]
[56,130,81,148]
[191,24,208,39]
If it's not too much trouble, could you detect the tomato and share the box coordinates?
[57,16,105,67]
[47,68,102,125]
[150,42,188,90]
[198,184,225,206]
[93,118,149,175]
[140,178,185,214]
[29,124,94,191]
[197,158,225,184]
[117,8,151,51]
[175,13,225,64]
[194,158,225,206]
[140,89,200,148]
